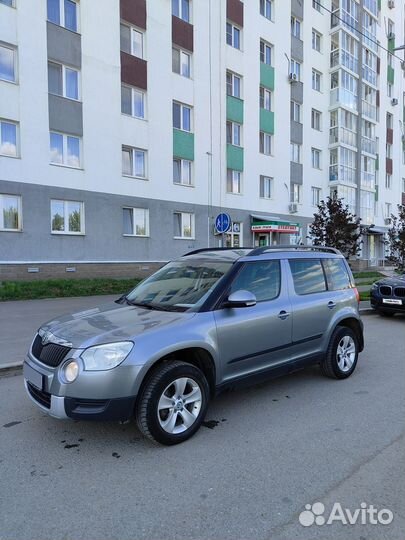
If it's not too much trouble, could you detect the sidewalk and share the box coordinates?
[0,295,374,371]
[0,295,118,369]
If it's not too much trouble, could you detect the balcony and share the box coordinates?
[361,136,377,154]
[363,0,378,17]
[329,127,357,148]
[331,9,359,32]
[330,88,358,111]
[330,50,359,73]
[361,171,375,189]
[362,65,377,86]
[362,100,377,121]
[329,165,357,184]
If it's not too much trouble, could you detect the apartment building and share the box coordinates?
[0,0,404,278]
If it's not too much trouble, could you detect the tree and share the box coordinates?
[309,196,361,258]
[386,205,405,271]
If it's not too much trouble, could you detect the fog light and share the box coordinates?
[63,360,79,383]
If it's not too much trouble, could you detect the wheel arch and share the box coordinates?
[334,317,364,352]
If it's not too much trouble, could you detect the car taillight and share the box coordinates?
[353,287,360,303]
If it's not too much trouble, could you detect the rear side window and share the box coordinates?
[323,258,351,291]
[289,259,326,295]
[229,260,281,302]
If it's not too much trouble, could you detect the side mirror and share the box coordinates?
[224,290,257,308]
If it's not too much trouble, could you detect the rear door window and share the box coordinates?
[289,259,326,295]
[229,260,281,302]
[323,258,351,290]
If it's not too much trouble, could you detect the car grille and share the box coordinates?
[31,334,71,368]
[27,381,51,409]
[379,286,392,296]
[394,287,405,298]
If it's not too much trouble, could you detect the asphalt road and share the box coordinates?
[0,314,404,540]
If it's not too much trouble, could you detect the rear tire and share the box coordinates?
[377,309,395,317]
[135,361,210,445]
[321,326,359,379]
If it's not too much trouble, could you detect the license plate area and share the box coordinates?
[382,298,402,305]
[24,363,44,390]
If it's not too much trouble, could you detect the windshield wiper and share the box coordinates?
[124,298,179,312]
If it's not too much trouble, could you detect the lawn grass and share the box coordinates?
[353,271,385,279]
[359,291,370,301]
[0,278,140,302]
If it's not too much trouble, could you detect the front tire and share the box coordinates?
[321,326,359,379]
[135,361,210,445]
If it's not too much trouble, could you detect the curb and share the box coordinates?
[0,361,23,373]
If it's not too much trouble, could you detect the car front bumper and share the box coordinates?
[370,293,405,312]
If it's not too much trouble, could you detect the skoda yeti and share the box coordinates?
[24,246,364,445]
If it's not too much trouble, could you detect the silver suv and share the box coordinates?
[23,246,364,445]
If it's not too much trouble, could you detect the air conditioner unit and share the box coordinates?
[289,203,298,213]
[288,73,298,83]
[388,31,395,40]
[384,217,392,225]
[391,98,399,106]
[388,0,395,8]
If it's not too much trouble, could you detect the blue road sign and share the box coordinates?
[215,213,231,234]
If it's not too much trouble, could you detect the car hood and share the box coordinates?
[375,275,405,288]
[39,302,196,349]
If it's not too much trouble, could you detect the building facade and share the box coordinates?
[0,0,404,278]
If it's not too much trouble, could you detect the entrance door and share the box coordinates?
[258,233,269,247]
[369,235,377,266]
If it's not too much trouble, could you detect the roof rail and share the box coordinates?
[183,247,254,256]
[247,245,341,257]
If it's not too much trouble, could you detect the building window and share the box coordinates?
[260,0,273,20]
[0,120,18,157]
[260,175,273,199]
[0,43,16,83]
[0,194,21,231]
[172,0,190,23]
[291,16,301,39]
[312,69,322,91]
[50,132,81,168]
[311,108,322,130]
[384,202,391,218]
[385,174,392,189]
[172,48,191,78]
[227,169,242,194]
[259,87,272,111]
[290,143,301,163]
[386,143,392,159]
[386,112,393,130]
[312,29,322,51]
[226,121,242,146]
[290,101,301,123]
[173,101,192,132]
[312,148,322,169]
[387,82,393,98]
[260,40,272,65]
[120,23,144,59]
[121,85,145,119]
[47,0,78,32]
[226,71,241,98]
[225,222,243,248]
[122,146,147,178]
[173,158,192,186]
[402,178,405,194]
[311,187,321,206]
[259,132,272,155]
[290,59,301,81]
[0,0,15,6]
[48,62,80,100]
[312,0,322,11]
[174,211,194,239]
[291,183,302,203]
[51,199,84,234]
[123,207,149,237]
[226,22,241,50]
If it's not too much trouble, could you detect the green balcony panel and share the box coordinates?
[375,154,379,171]
[260,63,275,90]
[388,36,395,53]
[226,96,244,124]
[377,0,381,9]
[260,108,274,134]
[227,144,244,172]
[173,129,194,161]
[387,65,395,84]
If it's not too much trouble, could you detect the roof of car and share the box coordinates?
[182,246,343,261]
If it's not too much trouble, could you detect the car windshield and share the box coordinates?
[125,259,233,312]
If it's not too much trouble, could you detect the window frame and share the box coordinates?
[226,121,242,147]
[290,142,301,164]
[311,186,321,206]
[227,169,242,194]
[259,131,272,156]
[291,16,301,39]
[173,211,195,240]
[226,21,241,50]
[120,22,145,59]
[0,42,17,84]
[290,59,301,81]
[173,158,193,186]
[226,71,242,99]
[48,61,80,101]
[172,101,192,132]
[172,0,190,23]
[228,260,281,303]
[312,29,322,52]
[312,68,322,92]
[260,39,273,66]
[0,193,22,232]
[311,148,322,169]
[291,100,301,123]
[50,199,85,235]
[47,0,79,33]
[49,131,82,169]
[122,207,150,237]
[0,119,19,158]
[260,0,273,21]
[260,175,273,199]
[121,84,146,119]
[172,47,191,78]
[311,108,322,131]
[260,86,272,111]
[122,146,147,179]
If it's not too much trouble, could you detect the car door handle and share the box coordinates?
[328,301,336,309]
[278,310,290,320]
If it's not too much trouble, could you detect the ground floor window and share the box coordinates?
[0,193,21,231]
[123,207,149,237]
[174,211,195,239]
[225,222,243,247]
[51,199,84,234]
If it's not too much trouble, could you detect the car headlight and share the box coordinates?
[371,282,379,291]
[80,342,134,371]
[62,360,80,383]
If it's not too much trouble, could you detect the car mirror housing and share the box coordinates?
[225,290,257,308]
